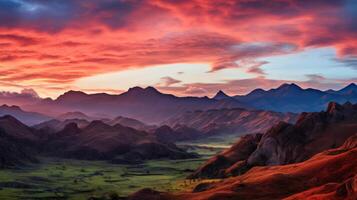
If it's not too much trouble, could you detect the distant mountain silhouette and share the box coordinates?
[190,102,357,179]
[6,83,356,124]
[25,87,247,124]
[0,105,51,126]
[234,83,357,113]
[164,108,297,135]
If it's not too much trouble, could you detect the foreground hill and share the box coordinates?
[127,133,357,200]
[43,121,197,164]
[164,108,297,135]
[234,83,357,113]
[0,105,51,126]
[190,102,357,179]
[0,115,38,168]
[25,87,247,124]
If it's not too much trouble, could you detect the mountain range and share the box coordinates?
[0,83,355,125]
[233,83,357,113]
[23,87,247,124]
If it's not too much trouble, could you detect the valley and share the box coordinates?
[0,132,233,200]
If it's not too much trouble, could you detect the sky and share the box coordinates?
[0,0,356,98]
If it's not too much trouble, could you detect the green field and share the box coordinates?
[0,135,238,200]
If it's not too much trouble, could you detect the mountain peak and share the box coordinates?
[63,90,87,96]
[339,83,357,93]
[277,83,302,90]
[125,86,161,96]
[56,90,88,101]
[213,90,230,100]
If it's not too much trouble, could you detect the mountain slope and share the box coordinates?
[164,108,297,135]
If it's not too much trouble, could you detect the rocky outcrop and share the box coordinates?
[189,133,262,179]
[247,102,357,167]
[126,133,357,200]
[191,102,357,179]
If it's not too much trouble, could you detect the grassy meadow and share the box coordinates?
[0,134,238,200]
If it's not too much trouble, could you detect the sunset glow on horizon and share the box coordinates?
[0,0,356,98]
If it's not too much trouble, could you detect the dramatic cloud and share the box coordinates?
[0,0,356,96]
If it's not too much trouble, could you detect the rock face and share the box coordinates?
[163,108,297,135]
[126,133,357,200]
[191,102,357,179]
